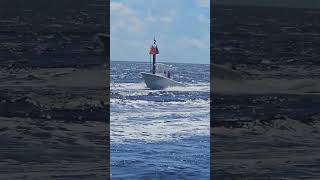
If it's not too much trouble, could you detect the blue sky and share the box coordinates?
[111,0,210,64]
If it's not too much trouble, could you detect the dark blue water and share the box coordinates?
[110,61,210,179]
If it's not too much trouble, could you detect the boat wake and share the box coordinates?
[111,82,209,92]
[111,82,209,143]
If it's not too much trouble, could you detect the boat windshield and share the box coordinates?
[155,63,175,78]
[156,63,174,71]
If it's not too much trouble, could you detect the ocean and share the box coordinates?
[110,61,210,179]
[211,5,320,178]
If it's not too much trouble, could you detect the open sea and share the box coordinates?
[110,61,210,179]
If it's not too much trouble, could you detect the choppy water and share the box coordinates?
[110,61,210,179]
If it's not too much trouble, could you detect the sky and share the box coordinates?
[110,0,210,64]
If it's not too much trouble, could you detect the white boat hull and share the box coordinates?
[140,72,185,89]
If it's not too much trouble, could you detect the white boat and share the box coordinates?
[140,39,185,90]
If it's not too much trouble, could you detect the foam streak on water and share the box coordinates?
[111,83,209,143]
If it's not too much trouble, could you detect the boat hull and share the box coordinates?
[140,72,184,89]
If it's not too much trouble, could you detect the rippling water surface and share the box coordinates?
[110,61,210,179]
